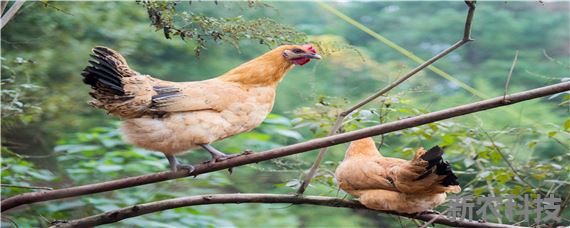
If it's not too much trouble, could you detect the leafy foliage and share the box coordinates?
[1,150,57,196]
[1,57,42,122]
[139,0,307,56]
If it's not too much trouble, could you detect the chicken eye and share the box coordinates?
[292,48,304,54]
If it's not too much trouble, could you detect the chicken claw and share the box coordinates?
[201,144,239,163]
[165,154,195,174]
[415,209,441,216]
[175,164,195,174]
[200,144,254,164]
[241,149,253,155]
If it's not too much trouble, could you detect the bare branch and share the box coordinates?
[49,193,522,228]
[296,0,477,194]
[2,81,568,212]
[1,0,25,30]
[503,50,519,102]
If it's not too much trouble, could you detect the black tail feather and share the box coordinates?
[415,146,459,186]
[87,59,122,82]
[437,160,459,186]
[82,47,126,96]
[421,145,444,170]
[82,66,121,88]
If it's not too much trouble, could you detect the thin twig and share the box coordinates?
[2,148,61,159]
[480,130,540,193]
[2,81,568,212]
[419,209,448,228]
[397,215,405,228]
[1,184,54,190]
[543,49,570,69]
[548,135,570,150]
[296,0,477,195]
[474,159,503,224]
[0,0,25,30]
[0,215,20,228]
[503,50,519,103]
[1,165,12,172]
[49,193,522,228]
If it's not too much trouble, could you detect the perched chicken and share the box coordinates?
[335,137,460,214]
[82,44,321,173]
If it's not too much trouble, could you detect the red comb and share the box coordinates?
[303,44,317,54]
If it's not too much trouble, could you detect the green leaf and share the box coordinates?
[496,172,512,184]
[527,140,538,148]
[463,156,475,168]
[54,144,101,153]
[96,165,123,173]
[28,170,56,181]
[94,204,121,212]
[263,114,291,126]
[532,173,546,180]
[490,150,502,164]
[479,170,491,179]
[478,150,490,159]
[271,129,303,141]
[441,134,455,146]
[473,186,486,196]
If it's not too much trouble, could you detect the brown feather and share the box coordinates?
[335,137,461,214]
[81,44,317,156]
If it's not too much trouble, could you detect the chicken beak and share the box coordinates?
[306,53,322,60]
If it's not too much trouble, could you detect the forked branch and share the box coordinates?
[296,0,477,194]
[50,193,522,228]
[2,81,568,212]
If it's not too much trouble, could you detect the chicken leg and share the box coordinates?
[165,154,195,174]
[201,144,242,163]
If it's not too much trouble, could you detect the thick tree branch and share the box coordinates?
[2,81,568,212]
[49,193,522,228]
[296,0,477,194]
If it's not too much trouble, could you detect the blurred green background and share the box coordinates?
[1,1,568,227]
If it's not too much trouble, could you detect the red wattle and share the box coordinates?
[292,58,310,66]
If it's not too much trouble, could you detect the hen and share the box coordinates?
[82,44,321,173]
[335,137,460,214]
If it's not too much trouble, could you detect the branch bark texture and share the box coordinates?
[49,193,523,228]
[2,81,568,212]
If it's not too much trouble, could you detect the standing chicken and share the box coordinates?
[82,44,321,173]
[335,137,461,214]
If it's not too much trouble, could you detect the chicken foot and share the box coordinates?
[165,154,195,174]
[201,144,248,163]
